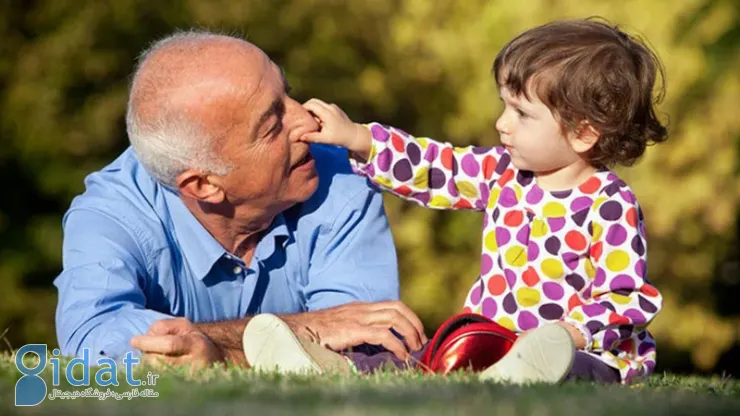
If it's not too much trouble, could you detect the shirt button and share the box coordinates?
[233,266,243,274]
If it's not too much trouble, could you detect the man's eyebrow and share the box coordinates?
[252,66,290,135]
[254,99,282,135]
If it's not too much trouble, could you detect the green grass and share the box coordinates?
[0,354,738,415]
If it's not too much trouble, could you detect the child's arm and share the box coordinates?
[562,189,663,382]
[302,99,510,211]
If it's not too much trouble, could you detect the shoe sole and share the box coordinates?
[242,313,352,375]
[479,324,575,385]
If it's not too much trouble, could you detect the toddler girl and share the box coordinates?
[244,18,667,385]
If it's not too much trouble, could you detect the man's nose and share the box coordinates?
[285,98,319,142]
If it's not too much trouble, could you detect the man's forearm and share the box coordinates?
[195,318,251,365]
[195,312,324,365]
[278,312,322,343]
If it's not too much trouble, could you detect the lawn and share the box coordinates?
[1,353,738,415]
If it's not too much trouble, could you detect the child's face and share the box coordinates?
[495,86,582,173]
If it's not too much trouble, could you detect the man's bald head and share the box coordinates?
[126,31,267,187]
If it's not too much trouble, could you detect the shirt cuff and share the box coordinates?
[96,334,139,363]
[348,124,378,173]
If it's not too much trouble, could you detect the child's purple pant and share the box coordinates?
[344,343,621,383]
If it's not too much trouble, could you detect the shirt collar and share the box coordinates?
[163,188,291,280]
[254,212,291,261]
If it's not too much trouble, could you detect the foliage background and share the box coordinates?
[0,0,738,376]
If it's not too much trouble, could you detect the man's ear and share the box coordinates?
[569,121,600,154]
[176,169,225,204]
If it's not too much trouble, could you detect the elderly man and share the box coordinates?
[54,30,426,367]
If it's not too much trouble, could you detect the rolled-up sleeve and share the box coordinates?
[54,208,171,361]
[303,186,400,311]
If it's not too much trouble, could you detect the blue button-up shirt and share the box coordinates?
[54,144,400,361]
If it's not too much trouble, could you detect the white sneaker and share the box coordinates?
[479,323,575,385]
[242,313,354,375]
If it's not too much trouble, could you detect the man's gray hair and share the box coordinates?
[125,30,234,187]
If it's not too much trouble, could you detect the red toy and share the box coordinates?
[419,313,518,375]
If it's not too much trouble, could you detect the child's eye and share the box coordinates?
[516,108,527,118]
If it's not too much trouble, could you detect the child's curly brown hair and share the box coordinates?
[492,17,668,168]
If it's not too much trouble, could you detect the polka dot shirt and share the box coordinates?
[351,123,664,384]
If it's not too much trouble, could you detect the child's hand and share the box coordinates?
[301,98,372,161]
[515,322,586,350]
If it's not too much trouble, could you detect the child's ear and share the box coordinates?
[570,121,600,153]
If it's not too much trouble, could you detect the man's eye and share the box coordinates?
[268,121,283,136]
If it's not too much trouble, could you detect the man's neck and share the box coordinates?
[181,197,276,265]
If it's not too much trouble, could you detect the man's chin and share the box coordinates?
[290,171,320,203]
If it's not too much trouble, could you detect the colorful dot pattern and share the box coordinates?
[351,123,664,384]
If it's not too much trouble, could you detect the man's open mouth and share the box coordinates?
[292,152,313,170]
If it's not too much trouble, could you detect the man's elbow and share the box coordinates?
[55,313,99,359]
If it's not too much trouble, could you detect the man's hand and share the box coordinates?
[130,318,224,369]
[279,301,428,360]
[132,300,427,367]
